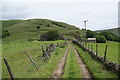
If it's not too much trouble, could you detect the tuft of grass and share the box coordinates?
[74,45,118,78]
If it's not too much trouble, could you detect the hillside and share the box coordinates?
[1,19,85,41]
[95,27,120,36]
[1,20,24,28]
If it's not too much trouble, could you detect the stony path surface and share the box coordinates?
[49,47,69,79]
[73,46,92,79]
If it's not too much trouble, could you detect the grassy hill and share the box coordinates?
[1,19,85,41]
[95,27,120,36]
[1,20,24,28]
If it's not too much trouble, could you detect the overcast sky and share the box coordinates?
[0,0,119,30]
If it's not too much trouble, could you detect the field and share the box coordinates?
[3,40,67,78]
[3,41,119,78]
[84,41,119,63]
[1,19,119,79]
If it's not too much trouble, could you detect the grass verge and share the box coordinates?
[74,44,118,78]
[62,43,82,78]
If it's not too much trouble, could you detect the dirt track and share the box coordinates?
[49,43,92,79]
[73,46,92,79]
[49,47,69,79]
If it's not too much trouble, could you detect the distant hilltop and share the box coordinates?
[95,27,120,37]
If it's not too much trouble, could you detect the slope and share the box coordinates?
[2,19,84,41]
[95,27,120,36]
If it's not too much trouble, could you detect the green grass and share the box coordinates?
[84,41,119,63]
[1,18,84,78]
[1,20,24,28]
[2,40,67,78]
[2,19,84,41]
[95,28,119,37]
[74,45,118,78]
[62,43,82,78]
[0,40,1,80]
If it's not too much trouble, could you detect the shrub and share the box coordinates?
[86,30,97,38]
[40,30,63,41]
[107,34,113,41]
[100,31,120,42]
[100,31,113,41]
[36,26,40,29]
[95,35,106,43]
[2,29,10,38]
[47,30,59,41]
[47,24,50,27]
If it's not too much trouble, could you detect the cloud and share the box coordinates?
[1,0,119,30]
[2,2,31,19]
[1,0,119,3]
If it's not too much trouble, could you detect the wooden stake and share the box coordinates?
[96,44,98,56]
[88,44,89,50]
[103,45,108,62]
[3,58,14,80]
[25,52,39,70]
[86,42,87,48]
[41,46,45,57]
[118,65,120,78]
[91,45,93,51]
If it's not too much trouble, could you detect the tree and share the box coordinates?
[95,35,106,43]
[47,30,59,41]
[40,30,63,41]
[100,31,112,41]
[100,31,119,41]
[107,34,113,41]
[86,30,97,38]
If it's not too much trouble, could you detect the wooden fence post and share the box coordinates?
[83,42,85,47]
[91,45,93,51]
[103,45,108,62]
[86,42,87,48]
[3,58,14,80]
[88,44,90,50]
[41,46,45,57]
[25,52,39,70]
[118,65,120,78]
[96,44,98,56]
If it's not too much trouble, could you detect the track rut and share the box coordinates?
[49,47,69,79]
[73,46,92,80]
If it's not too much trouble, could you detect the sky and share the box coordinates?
[0,0,119,30]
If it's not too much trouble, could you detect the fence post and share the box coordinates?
[25,52,39,70]
[88,44,90,50]
[41,46,47,61]
[86,42,87,48]
[103,45,108,63]
[3,58,14,80]
[83,42,84,47]
[41,46,45,57]
[91,44,93,51]
[118,65,120,78]
[96,44,98,57]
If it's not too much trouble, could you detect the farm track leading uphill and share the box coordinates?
[73,46,92,80]
[49,47,69,79]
